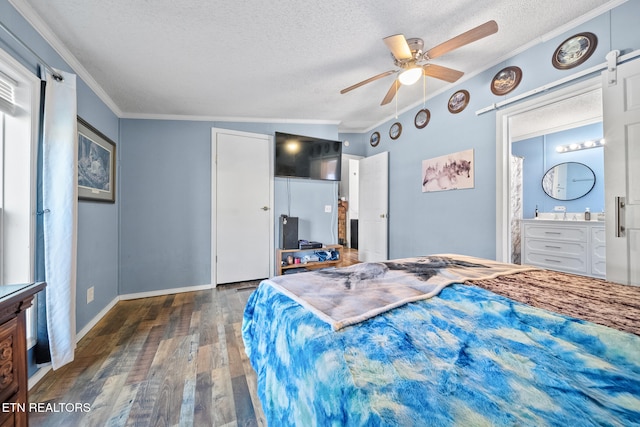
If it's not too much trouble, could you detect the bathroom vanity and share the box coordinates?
[521,219,605,278]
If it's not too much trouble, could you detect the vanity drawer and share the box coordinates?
[524,252,587,274]
[524,224,588,242]
[520,220,604,279]
[524,238,586,256]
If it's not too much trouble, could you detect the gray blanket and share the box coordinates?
[266,254,537,330]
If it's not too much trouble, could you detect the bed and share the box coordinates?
[242,254,640,426]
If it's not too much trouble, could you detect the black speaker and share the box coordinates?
[350,219,358,249]
[279,215,299,249]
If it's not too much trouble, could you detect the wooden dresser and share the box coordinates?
[0,282,45,427]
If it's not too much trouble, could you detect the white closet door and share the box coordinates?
[213,129,272,284]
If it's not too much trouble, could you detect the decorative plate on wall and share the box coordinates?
[389,122,402,140]
[448,90,470,114]
[370,131,380,147]
[552,32,597,70]
[490,66,522,95]
[414,109,431,129]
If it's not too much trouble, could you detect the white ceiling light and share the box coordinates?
[398,67,423,86]
[556,138,605,153]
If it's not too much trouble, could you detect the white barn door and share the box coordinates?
[603,56,640,285]
[212,128,273,285]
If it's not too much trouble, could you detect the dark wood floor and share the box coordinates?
[29,281,266,426]
[29,249,359,426]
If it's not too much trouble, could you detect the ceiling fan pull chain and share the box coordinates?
[395,80,398,118]
[423,74,426,108]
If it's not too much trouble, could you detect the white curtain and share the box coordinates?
[42,69,78,369]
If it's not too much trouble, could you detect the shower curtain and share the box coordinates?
[510,156,524,264]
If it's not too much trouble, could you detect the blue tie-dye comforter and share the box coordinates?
[242,280,640,426]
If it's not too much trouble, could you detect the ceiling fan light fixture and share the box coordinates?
[398,67,423,86]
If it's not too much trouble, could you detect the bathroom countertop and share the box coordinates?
[520,218,604,223]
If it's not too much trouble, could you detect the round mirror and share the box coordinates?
[542,162,595,200]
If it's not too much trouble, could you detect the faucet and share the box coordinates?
[554,205,567,220]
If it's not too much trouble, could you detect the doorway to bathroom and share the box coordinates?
[495,77,603,266]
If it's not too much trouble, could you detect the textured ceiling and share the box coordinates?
[510,89,603,142]
[11,0,617,132]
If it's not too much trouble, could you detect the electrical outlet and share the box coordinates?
[324,205,332,213]
[87,286,94,304]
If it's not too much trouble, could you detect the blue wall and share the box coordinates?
[512,123,604,218]
[118,119,341,294]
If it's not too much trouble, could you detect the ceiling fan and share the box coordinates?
[340,20,498,105]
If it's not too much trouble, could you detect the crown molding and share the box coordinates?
[120,111,341,125]
[8,0,123,117]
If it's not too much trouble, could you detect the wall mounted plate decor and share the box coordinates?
[77,116,116,202]
[389,122,402,140]
[552,32,597,70]
[370,131,380,147]
[491,66,522,95]
[414,109,431,129]
[448,90,470,114]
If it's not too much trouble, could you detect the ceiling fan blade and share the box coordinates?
[340,70,398,94]
[422,64,464,83]
[426,20,498,60]
[383,34,413,60]
[381,79,400,105]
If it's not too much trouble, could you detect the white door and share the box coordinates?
[358,152,389,262]
[602,56,640,285]
[212,128,273,284]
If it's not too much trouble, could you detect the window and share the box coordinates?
[1,47,41,347]
[0,71,16,115]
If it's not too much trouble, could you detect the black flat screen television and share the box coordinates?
[274,132,342,181]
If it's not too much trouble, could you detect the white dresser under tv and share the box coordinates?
[521,219,606,279]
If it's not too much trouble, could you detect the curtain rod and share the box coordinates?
[0,19,64,82]
[476,49,640,116]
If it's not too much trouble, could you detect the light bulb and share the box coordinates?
[398,67,423,86]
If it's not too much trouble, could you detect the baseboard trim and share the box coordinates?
[28,364,51,390]
[119,283,214,301]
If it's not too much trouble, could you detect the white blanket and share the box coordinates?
[266,254,537,330]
